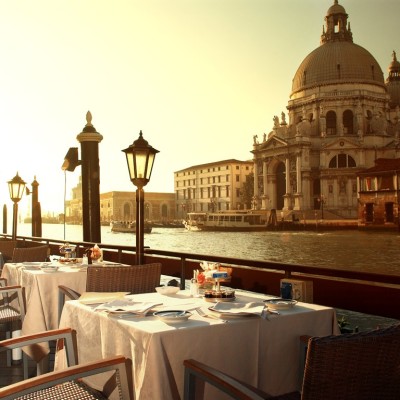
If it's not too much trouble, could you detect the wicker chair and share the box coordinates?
[86,263,162,293]
[0,356,131,400]
[183,323,400,400]
[12,245,50,263]
[0,240,17,264]
[0,283,26,371]
[0,328,77,380]
[0,328,132,400]
[58,263,162,321]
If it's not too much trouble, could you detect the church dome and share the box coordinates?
[291,1,385,96]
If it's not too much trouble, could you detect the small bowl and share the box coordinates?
[155,286,180,295]
[41,266,60,273]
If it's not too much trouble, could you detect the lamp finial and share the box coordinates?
[86,111,93,127]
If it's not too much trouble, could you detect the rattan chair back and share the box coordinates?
[12,245,49,263]
[86,263,162,294]
[0,284,26,371]
[0,355,131,400]
[0,240,17,263]
[301,323,400,399]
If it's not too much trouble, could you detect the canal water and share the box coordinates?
[17,223,400,275]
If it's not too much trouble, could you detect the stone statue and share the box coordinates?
[253,134,259,145]
[281,112,286,124]
[273,115,279,129]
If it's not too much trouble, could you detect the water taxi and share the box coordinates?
[183,213,206,231]
[110,221,152,234]
[185,211,267,232]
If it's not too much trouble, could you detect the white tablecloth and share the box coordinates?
[1,262,87,360]
[57,290,339,399]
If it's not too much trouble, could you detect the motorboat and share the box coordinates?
[110,221,152,234]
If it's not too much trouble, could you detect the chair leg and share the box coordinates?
[184,368,197,400]
[23,352,29,379]
[6,329,11,367]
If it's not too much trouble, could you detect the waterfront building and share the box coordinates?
[357,158,400,228]
[174,159,253,218]
[252,0,400,219]
[65,176,176,224]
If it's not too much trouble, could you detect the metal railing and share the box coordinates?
[5,234,400,320]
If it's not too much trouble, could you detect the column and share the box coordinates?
[76,111,104,243]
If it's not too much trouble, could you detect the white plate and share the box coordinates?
[41,267,60,273]
[155,286,180,295]
[23,262,45,266]
[153,310,192,323]
[264,299,297,310]
[207,307,259,319]
[203,296,236,303]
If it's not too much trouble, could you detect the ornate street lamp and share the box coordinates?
[8,172,26,241]
[122,131,159,264]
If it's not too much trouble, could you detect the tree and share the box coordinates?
[240,172,254,209]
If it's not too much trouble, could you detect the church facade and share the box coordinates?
[252,0,400,219]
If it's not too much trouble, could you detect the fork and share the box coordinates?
[195,307,227,323]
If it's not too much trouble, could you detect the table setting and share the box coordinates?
[57,286,339,400]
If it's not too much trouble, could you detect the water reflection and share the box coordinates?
[18,224,400,274]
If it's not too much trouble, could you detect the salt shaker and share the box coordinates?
[190,270,199,297]
[190,278,199,297]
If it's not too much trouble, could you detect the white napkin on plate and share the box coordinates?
[95,299,162,315]
[210,302,265,316]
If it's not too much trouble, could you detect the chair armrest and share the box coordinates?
[0,355,131,400]
[184,359,267,400]
[0,328,78,366]
[58,285,81,300]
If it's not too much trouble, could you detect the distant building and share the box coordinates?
[252,1,400,219]
[65,177,175,224]
[357,158,400,228]
[174,159,253,218]
[101,191,175,223]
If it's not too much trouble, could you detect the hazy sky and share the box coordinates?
[0,0,398,215]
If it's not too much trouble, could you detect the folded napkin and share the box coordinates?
[79,292,130,305]
[210,302,265,316]
[95,299,162,315]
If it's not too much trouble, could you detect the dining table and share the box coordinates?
[1,260,88,361]
[56,289,339,400]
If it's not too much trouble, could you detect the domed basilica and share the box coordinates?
[252,0,400,218]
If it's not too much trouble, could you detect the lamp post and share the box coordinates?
[123,131,159,265]
[8,172,26,241]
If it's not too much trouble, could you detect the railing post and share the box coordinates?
[180,257,187,289]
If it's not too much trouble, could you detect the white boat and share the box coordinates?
[185,211,267,232]
[183,213,206,231]
[110,221,152,234]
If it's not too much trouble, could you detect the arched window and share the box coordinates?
[328,154,356,168]
[326,111,336,135]
[343,110,354,134]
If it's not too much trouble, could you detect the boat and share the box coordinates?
[183,213,206,231]
[185,211,268,232]
[110,221,152,234]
